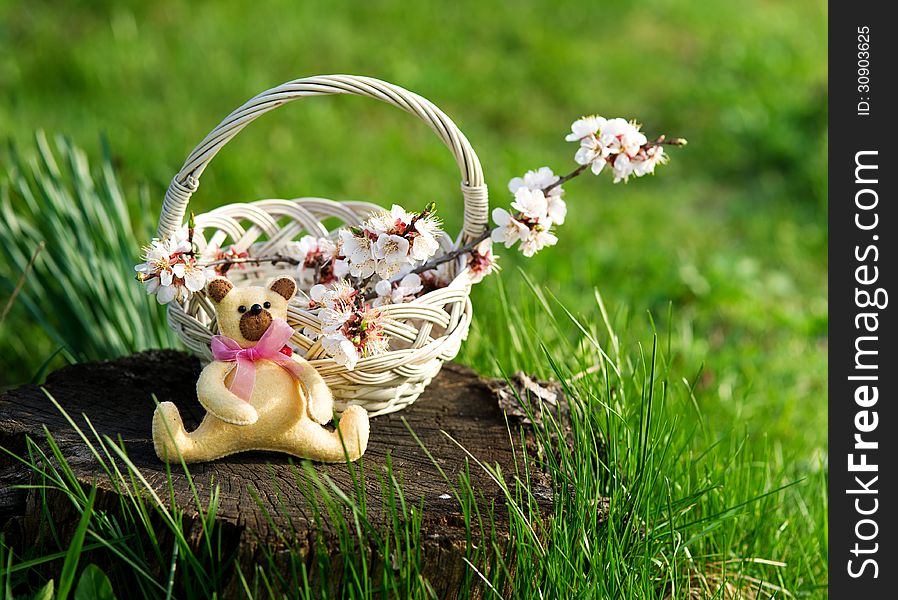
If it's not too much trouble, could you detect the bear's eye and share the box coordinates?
[263,301,271,309]
[238,305,247,313]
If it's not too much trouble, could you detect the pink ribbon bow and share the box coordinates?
[211,318,303,401]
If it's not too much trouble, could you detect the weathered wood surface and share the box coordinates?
[0,351,559,597]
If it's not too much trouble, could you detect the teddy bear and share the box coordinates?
[152,275,370,463]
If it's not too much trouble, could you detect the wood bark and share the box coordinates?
[0,351,567,598]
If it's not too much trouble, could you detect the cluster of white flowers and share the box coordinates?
[491,167,566,257]
[282,235,348,285]
[309,280,388,370]
[373,273,423,307]
[134,227,212,304]
[567,116,668,183]
[340,204,442,281]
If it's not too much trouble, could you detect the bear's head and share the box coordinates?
[206,276,297,347]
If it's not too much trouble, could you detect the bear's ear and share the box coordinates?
[269,276,297,301]
[206,277,234,303]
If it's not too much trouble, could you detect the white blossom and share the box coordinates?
[508,167,566,225]
[565,115,606,142]
[309,283,328,305]
[373,233,411,265]
[154,280,182,305]
[174,261,211,292]
[375,259,405,280]
[510,187,549,221]
[546,196,567,225]
[598,118,647,157]
[389,204,415,228]
[410,216,441,261]
[575,136,608,175]
[134,240,171,277]
[612,153,635,183]
[166,226,193,255]
[333,258,350,278]
[318,304,389,370]
[134,226,207,305]
[283,236,343,285]
[568,116,652,180]
[283,236,318,262]
[520,228,558,257]
[373,273,423,306]
[490,208,529,247]
[340,230,374,264]
[631,145,667,177]
[310,280,357,310]
[339,229,378,279]
[322,334,359,370]
[508,166,563,198]
[349,257,376,279]
[365,204,414,234]
[373,279,392,300]
[320,307,352,334]
[467,240,499,284]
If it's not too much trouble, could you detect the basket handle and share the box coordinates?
[157,74,489,242]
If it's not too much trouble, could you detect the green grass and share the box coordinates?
[0,0,826,597]
[1,296,825,597]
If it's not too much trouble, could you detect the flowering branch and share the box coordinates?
[134,112,685,368]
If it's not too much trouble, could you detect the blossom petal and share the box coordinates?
[375,279,392,297]
[156,283,177,305]
[333,259,350,278]
[400,273,422,291]
[310,284,327,302]
[507,177,525,194]
[575,147,596,166]
[491,207,511,226]
[411,234,439,261]
[184,268,207,292]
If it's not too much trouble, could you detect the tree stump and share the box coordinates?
[0,351,560,597]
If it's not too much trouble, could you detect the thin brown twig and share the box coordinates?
[645,134,688,147]
[1,241,46,323]
[404,229,492,277]
[201,255,302,269]
[543,164,588,194]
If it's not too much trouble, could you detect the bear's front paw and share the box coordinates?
[217,401,260,426]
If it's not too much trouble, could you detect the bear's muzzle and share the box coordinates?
[240,308,273,342]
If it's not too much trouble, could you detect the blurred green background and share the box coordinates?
[0,0,827,439]
[0,0,826,591]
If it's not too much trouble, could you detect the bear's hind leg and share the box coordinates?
[152,402,195,463]
[277,405,370,462]
[153,403,250,463]
[336,406,370,460]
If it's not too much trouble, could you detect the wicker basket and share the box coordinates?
[156,75,490,416]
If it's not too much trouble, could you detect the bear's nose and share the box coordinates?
[249,304,263,315]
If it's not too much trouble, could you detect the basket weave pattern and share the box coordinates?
[157,75,490,416]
